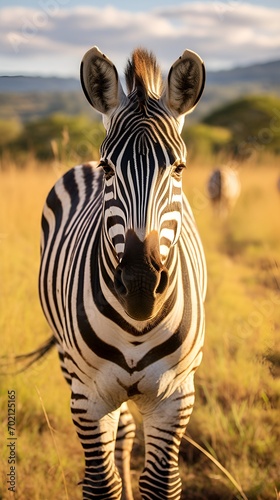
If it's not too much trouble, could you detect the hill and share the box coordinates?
[206,59,280,86]
[0,59,279,123]
[0,91,98,123]
[1,59,279,94]
[0,75,80,93]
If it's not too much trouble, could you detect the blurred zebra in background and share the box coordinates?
[207,163,241,218]
[38,46,206,500]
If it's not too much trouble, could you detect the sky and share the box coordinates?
[0,0,280,78]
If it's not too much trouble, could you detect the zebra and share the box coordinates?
[207,164,241,218]
[39,46,206,499]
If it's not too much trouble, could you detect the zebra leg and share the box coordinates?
[115,402,136,500]
[70,386,122,500]
[139,378,196,500]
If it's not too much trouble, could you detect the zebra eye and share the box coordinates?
[173,163,186,176]
[99,160,115,179]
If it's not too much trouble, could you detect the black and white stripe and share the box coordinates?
[39,47,206,499]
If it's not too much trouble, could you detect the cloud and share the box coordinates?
[0,2,280,76]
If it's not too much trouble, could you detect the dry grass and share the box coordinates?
[0,158,280,499]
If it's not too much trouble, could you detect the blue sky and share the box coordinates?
[1,1,280,77]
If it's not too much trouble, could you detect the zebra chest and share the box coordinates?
[63,311,201,408]
[66,345,184,406]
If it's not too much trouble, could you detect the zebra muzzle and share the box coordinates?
[114,230,169,321]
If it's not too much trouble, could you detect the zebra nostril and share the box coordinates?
[155,269,168,295]
[114,268,127,296]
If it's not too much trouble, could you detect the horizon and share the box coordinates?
[1,55,280,80]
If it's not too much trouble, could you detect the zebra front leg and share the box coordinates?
[139,379,195,500]
[115,402,136,500]
[71,388,122,500]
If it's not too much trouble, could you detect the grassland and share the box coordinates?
[0,158,279,499]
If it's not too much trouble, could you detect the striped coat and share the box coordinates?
[39,47,206,500]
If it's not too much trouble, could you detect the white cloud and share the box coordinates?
[0,2,280,76]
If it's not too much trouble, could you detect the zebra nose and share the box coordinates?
[113,230,169,319]
[114,266,168,298]
[114,229,169,296]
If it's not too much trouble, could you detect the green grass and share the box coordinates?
[0,160,280,499]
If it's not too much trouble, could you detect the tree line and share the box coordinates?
[1,95,280,166]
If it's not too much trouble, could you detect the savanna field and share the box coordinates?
[0,155,280,499]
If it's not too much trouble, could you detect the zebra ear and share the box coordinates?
[80,46,126,117]
[163,49,205,119]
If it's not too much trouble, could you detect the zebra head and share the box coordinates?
[81,47,205,321]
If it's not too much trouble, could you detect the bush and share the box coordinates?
[0,119,22,148]
[182,123,232,162]
[203,95,280,158]
[11,114,105,164]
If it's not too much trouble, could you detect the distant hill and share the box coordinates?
[206,59,280,86]
[0,91,98,123]
[0,59,279,123]
[1,59,279,93]
[0,75,80,93]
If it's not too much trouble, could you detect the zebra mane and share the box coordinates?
[125,48,163,105]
